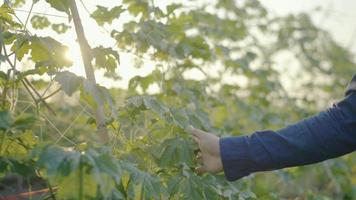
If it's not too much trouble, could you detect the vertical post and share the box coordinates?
[69,0,109,144]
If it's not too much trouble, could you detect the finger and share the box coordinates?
[185,126,206,138]
[196,166,207,174]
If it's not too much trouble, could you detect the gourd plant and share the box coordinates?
[0,0,355,199]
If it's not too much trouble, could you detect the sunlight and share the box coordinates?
[64,44,87,76]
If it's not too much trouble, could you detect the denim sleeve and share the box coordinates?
[220,92,356,181]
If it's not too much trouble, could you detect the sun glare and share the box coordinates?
[64,45,87,76]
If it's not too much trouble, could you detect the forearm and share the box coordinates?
[220,92,356,181]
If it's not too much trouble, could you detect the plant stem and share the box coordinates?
[2,42,56,115]
[42,87,61,101]
[79,155,84,200]
[69,0,109,144]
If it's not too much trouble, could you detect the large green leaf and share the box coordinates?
[91,5,124,26]
[54,71,82,96]
[34,145,80,177]
[33,146,122,199]
[10,35,72,68]
[121,162,161,200]
[180,169,220,200]
[128,69,162,93]
[158,137,194,167]
[123,0,149,19]
[35,36,72,68]
[125,95,170,118]
[11,114,36,132]
[92,46,120,75]
[10,34,31,61]
[82,148,121,198]
[0,4,21,28]
[0,157,36,177]
[30,15,51,29]
[45,0,70,15]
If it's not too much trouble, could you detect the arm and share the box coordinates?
[220,92,356,181]
[187,92,356,181]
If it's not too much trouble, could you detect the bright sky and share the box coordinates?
[8,0,356,89]
[263,0,356,53]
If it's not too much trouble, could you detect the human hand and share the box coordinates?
[186,126,223,174]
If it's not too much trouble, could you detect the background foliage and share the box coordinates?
[0,0,355,199]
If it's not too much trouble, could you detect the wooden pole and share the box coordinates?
[69,0,109,144]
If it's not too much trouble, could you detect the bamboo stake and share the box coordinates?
[69,0,109,144]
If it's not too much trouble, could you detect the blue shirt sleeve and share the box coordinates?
[220,84,356,181]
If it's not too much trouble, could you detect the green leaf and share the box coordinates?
[91,5,124,26]
[3,131,38,157]
[81,80,111,110]
[51,23,70,34]
[0,4,21,28]
[128,69,162,93]
[80,80,100,109]
[30,15,51,29]
[97,86,117,117]
[34,145,80,176]
[1,31,16,45]
[170,108,190,129]
[92,46,120,74]
[30,37,51,62]
[179,169,219,200]
[122,162,161,200]
[11,114,36,132]
[0,71,7,81]
[45,0,70,15]
[11,34,31,61]
[11,35,72,68]
[158,137,194,167]
[83,149,121,197]
[166,3,182,15]
[123,0,149,18]
[0,158,35,177]
[35,36,72,68]
[34,146,122,199]
[55,71,82,96]
[0,110,12,130]
[126,95,170,118]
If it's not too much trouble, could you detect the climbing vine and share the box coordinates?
[0,0,355,199]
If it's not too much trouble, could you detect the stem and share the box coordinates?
[69,0,109,144]
[0,25,2,56]
[47,182,57,200]
[0,130,8,156]
[27,177,32,200]
[2,42,56,115]
[79,155,84,200]
[47,182,56,200]
[23,78,57,116]
[0,27,8,108]
[42,87,61,101]
[23,2,35,30]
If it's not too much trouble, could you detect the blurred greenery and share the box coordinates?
[0,0,355,199]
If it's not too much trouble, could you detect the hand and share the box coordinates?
[186,126,223,174]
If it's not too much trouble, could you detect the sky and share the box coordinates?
[6,0,356,89]
[263,0,356,53]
